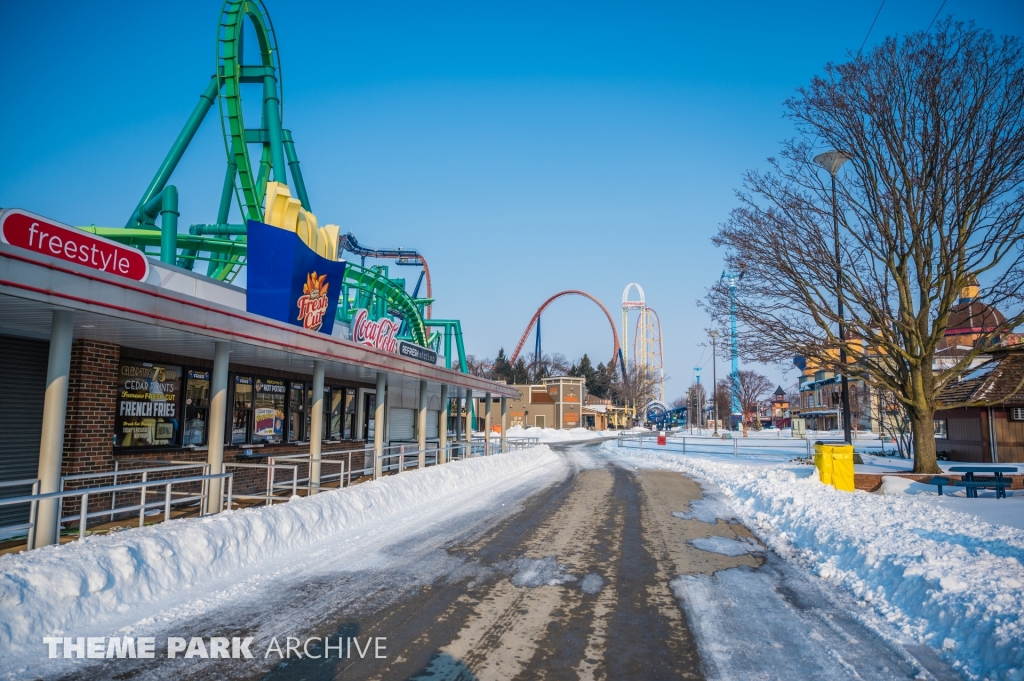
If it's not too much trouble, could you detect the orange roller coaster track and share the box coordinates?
[510,290,621,367]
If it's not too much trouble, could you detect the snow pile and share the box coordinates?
[503,425,616,443]
[607,443,1024,680]
[0,446,563,666]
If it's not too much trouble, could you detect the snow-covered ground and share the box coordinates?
[501,425,631,442]
[0,446,565,678]
[605,439,1024,680]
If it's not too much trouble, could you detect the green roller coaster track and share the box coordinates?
[81,0,463,362]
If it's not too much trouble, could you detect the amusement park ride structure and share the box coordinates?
[622,283,665,404]
[75,1,467,370]
[507,284,666,422]
[509,291,620,369]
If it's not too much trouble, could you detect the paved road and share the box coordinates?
[60,444,958,681]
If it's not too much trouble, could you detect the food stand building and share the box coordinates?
[0,227,517,545]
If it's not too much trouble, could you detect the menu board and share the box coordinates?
[254,378,285,440]
[115,359,182,447]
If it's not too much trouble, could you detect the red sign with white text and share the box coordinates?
[351,308,399,353]
[0,209,150,282]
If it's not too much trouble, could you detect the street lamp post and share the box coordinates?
[814,150,853,444]
[709,330,720,437]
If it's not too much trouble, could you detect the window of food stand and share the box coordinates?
[344,388,356,439]
[115,359,182,448]
[330,388,343,439]
[231,376,253,444]
[288,382,305,442]
[253,378,286,444]
[306,386,331,441]
[183,369,210,446]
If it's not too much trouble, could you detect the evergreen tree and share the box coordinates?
[512,358,530,384]
[492,347,512,383]
[589,361,613,399]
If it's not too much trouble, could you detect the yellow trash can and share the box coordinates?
[830,445,855,492]
[813,442,834,485]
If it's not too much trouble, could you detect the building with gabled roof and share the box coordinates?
[934,346,1024,463]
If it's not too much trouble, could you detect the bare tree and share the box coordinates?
[465,355,492,379]
[714,378,732,428]
[613,361,660,420]
[682,382,707,430]
[527,352,571,382]
[878,388,912,459]
[703,22,1024,473]
[738,370,773,429]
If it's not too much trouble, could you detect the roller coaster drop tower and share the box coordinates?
[621,284,664,403]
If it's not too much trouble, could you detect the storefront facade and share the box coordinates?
[0,235,516,545]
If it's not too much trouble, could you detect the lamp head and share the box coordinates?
[813,150,851,176]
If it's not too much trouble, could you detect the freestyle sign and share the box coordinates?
[0,209,150,281]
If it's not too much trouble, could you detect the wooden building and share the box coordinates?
[934,347,1024,463]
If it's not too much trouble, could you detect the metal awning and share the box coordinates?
[0,244,517,399]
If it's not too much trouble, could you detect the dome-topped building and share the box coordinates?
[942,280,1011,349]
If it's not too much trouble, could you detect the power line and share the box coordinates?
[859,0,887,56]
[926,0,948,33]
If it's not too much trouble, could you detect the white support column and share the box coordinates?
[501,397,508,453]
[484,392,492,456]
[374,372,386,479]
[205,340,230,514]
[455,389,465,459]
[417,380,428,469]
[34,309,74,548]
[309,360,325,492]
[439,384,449,463]
[355,388,367,441]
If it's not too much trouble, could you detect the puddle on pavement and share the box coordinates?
[510,556,577,587]
[689,536,763,557]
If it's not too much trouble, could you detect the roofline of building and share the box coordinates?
[0,244,518,398]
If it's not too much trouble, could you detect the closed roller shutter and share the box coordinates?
[426,411,439,439]
[389,408,415,441]
[0,335,49,532]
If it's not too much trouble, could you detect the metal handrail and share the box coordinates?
[222,462,298,507]
[0,472,233,544]
[2,429,545,552]
[60,463,213,525]
[0,478,41,546]
[618,430,880,457]
[267,454,347,492]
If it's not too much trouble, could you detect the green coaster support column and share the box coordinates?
[127,76,218,228]
[282,134,311,211]
[263,73,287,185]
[159,186,179,265]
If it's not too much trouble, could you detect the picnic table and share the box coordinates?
[935,466,1019,499]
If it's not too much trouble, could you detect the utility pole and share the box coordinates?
[709,330,719,437]
[693,366,702,433]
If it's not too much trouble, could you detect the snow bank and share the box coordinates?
[606,443,1024,680]
[503,425,618,443]
[0,446,563,664]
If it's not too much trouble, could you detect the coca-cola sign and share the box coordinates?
[351,308,399,353]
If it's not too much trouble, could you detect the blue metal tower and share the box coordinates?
[534,315,542,368]
[721,270,744,429]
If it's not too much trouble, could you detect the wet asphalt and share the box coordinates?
[54,443,961,681]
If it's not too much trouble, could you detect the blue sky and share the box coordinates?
[2,1,1022,402]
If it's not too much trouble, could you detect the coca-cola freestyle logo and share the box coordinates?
[296,272,330,331]
[351,308,399,353]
